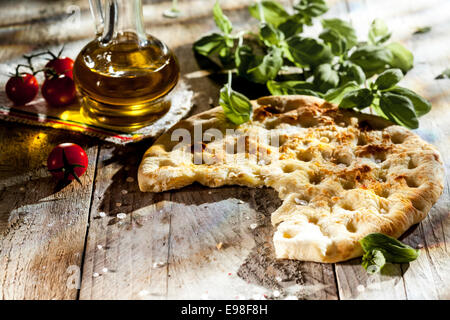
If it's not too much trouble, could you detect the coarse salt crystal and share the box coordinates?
[153,262,166,269]
[99,212,106,218]
[273,290,280,298]
[97,245,103,250]
[275,276,282,282]
[102,268,108,273]
[121,190,128,195]
[294,198,308,206]
[238,200,244,204]
[117,213,126,219]
[138,290,149,297]
[250,223,258,230]
[93,272,99,278]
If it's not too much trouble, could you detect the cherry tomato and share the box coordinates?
[45,57,74,79]
[47,143,88,183]
[42,75,76,107]
[5,73,39,105]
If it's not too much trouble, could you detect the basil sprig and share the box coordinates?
[193,0,432,127]
[219,71,253,125]
[336,68,431,129]
[359,233,420,274]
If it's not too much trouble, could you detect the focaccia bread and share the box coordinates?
[138,95,444,263]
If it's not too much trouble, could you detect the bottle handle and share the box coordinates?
[89,0,105,36]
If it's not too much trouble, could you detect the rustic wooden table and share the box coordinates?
[0,0,449,300]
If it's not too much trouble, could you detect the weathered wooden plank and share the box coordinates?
[77,142,173,300]
[165,186,338,300]
[0,123,98,299]
[396,0,450,298]
[335,0,450,300]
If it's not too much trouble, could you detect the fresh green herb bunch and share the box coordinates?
[193,0,432,128]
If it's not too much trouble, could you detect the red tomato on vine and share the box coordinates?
[47,143,88,184]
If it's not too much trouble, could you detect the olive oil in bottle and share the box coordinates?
[73,0,180,131]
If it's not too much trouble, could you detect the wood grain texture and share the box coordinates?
[78,142,173,300]
[0,0,449,300]
[0,123,99,299]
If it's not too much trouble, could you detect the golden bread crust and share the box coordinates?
[138,95,444,263]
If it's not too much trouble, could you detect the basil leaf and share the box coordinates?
[260,22,284,46]
[218,46,235,69]
[359,233,420,264]
[338,61,366,85]
[321,18,357,49]
[247,47,283,83]
[286,36,333,67]
[294,0,328,17]
[193,33,227,56]
[219,84,252,125]
[313,63,339,93]
[362,249,386,274]
[368,19,391,45]
[319,29,347,56]
[339,88,374,109]
[267,80,322,97]
[248,0,289,27]
[278,14,304,38]
[349,45,393,77]
[375,68,403,90]
[388,86,431,116]
[324,81,360,104]
[372,103,390,121]
[236,46,282,84]
[385,42,414,74]
[435,68,450,79]
[379,92,418,129]
[413,26,431,35]
[213,1,232,34]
